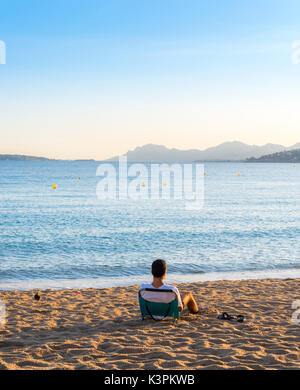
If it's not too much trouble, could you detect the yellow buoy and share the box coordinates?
[78,177,81,180]
[141,182,146,187]
[163,181,167,186]
[52,184,57,190]
[238,173,240,177]
[204,172,206,176]
[293,165,296,168]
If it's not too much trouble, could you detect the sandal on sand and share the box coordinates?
[217,312,245,322]
[217,312,234,320]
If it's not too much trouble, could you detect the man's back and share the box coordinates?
[139,259,199,315]
[139,283,183,307]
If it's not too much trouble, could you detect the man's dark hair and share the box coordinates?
[151,259,167,278]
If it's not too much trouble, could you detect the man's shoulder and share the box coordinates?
[139,283,180,294]
[139,283,152,290]
[163,284,178,290]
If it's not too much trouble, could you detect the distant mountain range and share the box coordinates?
[107,141,300,162]
[247,148,300,163]
[2,141,300,162]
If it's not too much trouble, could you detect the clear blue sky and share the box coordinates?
[1,0,300,159]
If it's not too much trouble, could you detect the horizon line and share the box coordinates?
[1,139,300,161]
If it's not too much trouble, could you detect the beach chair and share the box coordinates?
[138,288,180,323]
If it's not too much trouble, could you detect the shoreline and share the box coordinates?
[0,278,299,369]
[1,267,300,291]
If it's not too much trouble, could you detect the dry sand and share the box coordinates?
[0,278,299,370]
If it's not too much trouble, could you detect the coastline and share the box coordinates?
[0,278,299,369]
[1,267,300,291]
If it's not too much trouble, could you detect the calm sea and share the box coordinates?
[0,161,300,290]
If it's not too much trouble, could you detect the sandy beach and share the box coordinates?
[0,278,299,370]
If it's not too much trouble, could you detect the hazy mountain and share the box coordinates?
[195,142,286,161]
[2,141,300,162]
[0,155,96,162]
[247,149,300,163]
[288,142,300,150]
[107,141,297,162]
[0,154,52,161]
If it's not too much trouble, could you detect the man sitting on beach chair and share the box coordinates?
[138,259,199,320]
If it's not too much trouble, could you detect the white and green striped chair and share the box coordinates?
[138,288,180,323]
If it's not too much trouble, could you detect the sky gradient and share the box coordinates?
[1,0,300,159]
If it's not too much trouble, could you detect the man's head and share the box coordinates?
[151,259,167,279]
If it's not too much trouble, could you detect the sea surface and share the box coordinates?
[0,161,300,290]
